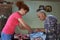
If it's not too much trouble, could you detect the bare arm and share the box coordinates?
[34,28,45,32]
[18,23,26,30]
[18,18,33,33]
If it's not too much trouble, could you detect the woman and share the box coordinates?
[1,1,32,40]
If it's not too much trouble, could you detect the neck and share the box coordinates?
[18,11,23,16]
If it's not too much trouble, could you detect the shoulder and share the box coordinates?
[46,15,57,22]
[47,15,57,19]
[12,12,21,16]
[13,12,22,19]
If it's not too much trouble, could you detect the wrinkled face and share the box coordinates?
[20,8,27,16]
[37,12,46,21]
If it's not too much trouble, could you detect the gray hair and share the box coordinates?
[37,10,46,16]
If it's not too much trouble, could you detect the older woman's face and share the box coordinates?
[37,12,46,21]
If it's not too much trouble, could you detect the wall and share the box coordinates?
[4,0,60,34]
[13,1,60,34]
[12,1,60,27]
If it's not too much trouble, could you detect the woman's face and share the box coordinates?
[20,8,27,16]
[37,12,46,21]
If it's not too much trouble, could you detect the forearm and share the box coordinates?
[19,24,26,30]
[34,28,45,32]
[18,18,33,33]
[19,23,32,32]
[22,24,32,32]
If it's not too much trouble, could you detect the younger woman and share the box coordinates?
[1,1,32,40]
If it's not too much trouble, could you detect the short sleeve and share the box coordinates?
[14,12,22,19]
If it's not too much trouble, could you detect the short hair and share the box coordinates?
[37,10,46,16]
[40,12,46,16]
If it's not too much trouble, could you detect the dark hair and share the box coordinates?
[16,1,29,12]
[37,5,45,12]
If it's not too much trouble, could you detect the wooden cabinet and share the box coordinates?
[0,0,4,2]
[0,4,12,16]
[0,4,12,34]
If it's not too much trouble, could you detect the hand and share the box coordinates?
[34,28,41,32]
[34,28,45,32]
[28,30,34,34]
